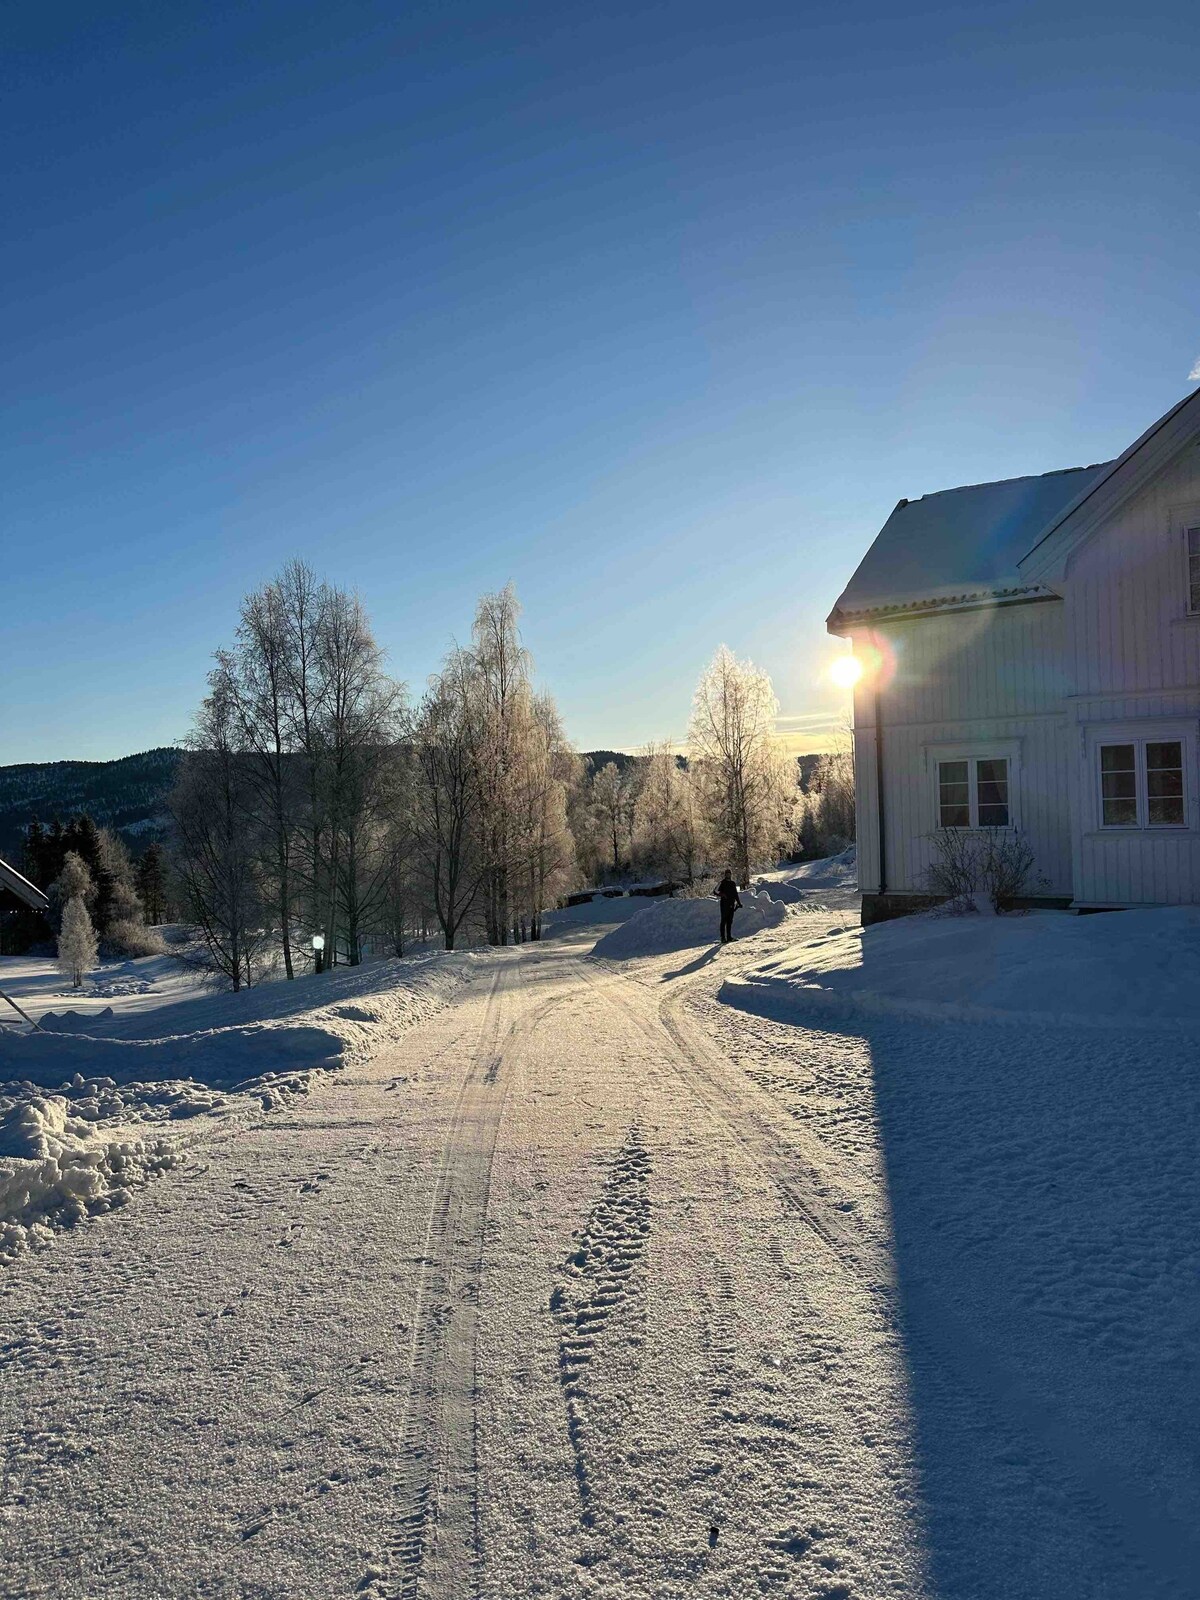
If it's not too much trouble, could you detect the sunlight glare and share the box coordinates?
[829,653,864,689]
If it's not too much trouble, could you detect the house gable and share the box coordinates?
[1018,388,1200,587]
[1057,436,1200,699]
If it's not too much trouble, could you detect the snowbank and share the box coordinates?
[593,890,787,959]
[722,905,1200,1029]
[0,950,481,1264]
[755,845,858,901]
[0,1095,180,1266]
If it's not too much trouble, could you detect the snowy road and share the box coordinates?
[3,914,1198,1599]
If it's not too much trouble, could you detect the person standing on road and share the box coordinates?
[716,869,743,944]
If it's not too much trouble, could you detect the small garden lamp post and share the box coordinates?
[312,932,325,975]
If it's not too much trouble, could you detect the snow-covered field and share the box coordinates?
[3,871,1200,1599]
[723,901,1200,1027]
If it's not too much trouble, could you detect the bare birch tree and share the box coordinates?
[226,578,301,977]
[314,586,403,964]
[409,651,486,951]
[172,665,268,990]
[688,645,796,884]
[634,744,709,884]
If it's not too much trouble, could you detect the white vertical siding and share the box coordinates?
[1067,445,1200,697]
[1063,448,1200,904]
[850,600,1073,897]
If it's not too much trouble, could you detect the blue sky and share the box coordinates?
[3,0,1198,761]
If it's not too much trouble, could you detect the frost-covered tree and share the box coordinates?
[54,849,94,909]
[509,693,577,939]
[466,585,530,944]
[688,645,797,884]
[591,760,639,877]
[57,894,98,989]
[796,738,855,857]
[634,744,709,884]
[409,650,486,951]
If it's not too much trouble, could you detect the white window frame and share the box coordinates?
[1095,733,1189,831]
[1186,525,1200,618]
[924,740,1020,831]
[1171,502,1200,618]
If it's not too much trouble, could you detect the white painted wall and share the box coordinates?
[850,599,1073,897]
[1061,443,1200,905]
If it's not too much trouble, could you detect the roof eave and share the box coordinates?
[828,583,1057,633]
[0,857,50,912]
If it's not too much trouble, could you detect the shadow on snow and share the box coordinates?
[724,976,1200,1600]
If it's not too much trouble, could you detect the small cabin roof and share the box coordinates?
[828,460,1113,629]
[0,856,50,912]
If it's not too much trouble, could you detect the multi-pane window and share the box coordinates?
[1147,741,1185,825]
[1188,526,1200,615]
[1099,739,1185,828]
[937,760,970,828]
[937,757,1010,829]
[976,758,1010,826]
[1100,744,1137,826]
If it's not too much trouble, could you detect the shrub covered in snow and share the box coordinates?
[103,918,167,959]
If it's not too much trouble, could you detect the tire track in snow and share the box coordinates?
[650,966,1200,1597]
[360,962,572,1600]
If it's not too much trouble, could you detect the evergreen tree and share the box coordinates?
[136,843,168,924]
[63,815,115,928]
[21,817,47,887]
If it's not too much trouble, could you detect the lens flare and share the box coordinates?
[829,653,864,689]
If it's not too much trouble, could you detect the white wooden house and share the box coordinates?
[828,388,1200,923]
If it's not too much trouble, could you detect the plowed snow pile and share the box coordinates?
[754,844,858,903]
[0,951,479,1262]
[592,889,786,959]
[723,905,1200,1028]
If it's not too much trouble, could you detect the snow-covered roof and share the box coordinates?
[0,855,49,912]
[828,461,1113,629]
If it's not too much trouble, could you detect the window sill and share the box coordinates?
[1084,828,1196,839]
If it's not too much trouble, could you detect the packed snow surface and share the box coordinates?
[723,904,1200,1027]
[592,888,787,959]
[5,871,1200,1598]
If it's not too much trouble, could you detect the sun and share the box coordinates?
[829,653,863,689]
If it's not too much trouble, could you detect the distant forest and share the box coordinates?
[0,747,825,863]
[0,748,180,861]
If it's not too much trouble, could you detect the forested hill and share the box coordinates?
[0,746,642,861]
[0,748,181,860]
[0,745,827,863]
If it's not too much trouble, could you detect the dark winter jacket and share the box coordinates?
[717,879,742,910]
